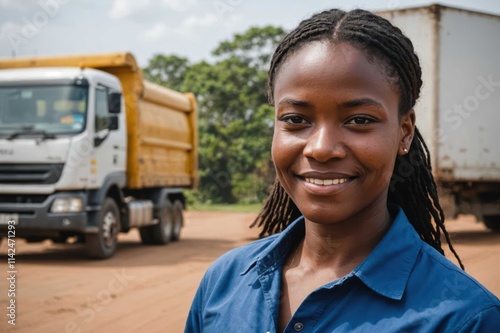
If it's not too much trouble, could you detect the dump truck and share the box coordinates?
[378,4,500,230]
[0,52,198,258]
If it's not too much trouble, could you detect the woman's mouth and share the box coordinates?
[304,177,349,186]
[298,173,356,195]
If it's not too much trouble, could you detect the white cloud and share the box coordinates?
[0,21,22,41]
[141,13,220,42]
[183,13,218,28]
[0,21,24,55]
[0,0,48,12]
[108,0,197,21]
[0,0,27,10]
[0,21,20,35]
[0,0,12,6]
[221,13,243,28]
[109,0,152,19]
[143,22,171,41]
[160,0,198,12]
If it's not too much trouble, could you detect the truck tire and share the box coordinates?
[171,200,183,241]
[483,215,500,232]
[85,198,120,259]
[25,236,46,243]
[139,198,173,245]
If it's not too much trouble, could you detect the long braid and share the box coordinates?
[389,128,463,268]
[252,8,464,269]
[250,179,300,237]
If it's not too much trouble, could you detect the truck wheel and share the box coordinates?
[139,198,173,245]
[85,198,120,259]
[153,198,173,244]
[25,236,47,243]
[171,200,183,241]
[484,215,500,232]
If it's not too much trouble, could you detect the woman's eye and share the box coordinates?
[347,116,375,125]
[280,115,307,125]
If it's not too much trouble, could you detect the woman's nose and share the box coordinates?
[303,126,347,162]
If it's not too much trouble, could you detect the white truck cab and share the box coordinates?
[0,67,126,247]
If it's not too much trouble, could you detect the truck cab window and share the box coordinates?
[0,85,88,137]
[95,89,109,132]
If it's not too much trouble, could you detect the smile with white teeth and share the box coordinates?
[305,177,349,186]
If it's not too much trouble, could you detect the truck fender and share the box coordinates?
[86,172,126,228]
[147,188,184,215]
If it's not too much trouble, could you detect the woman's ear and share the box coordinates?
[399,109,416,155]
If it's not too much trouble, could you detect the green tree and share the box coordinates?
[142,54,189,90]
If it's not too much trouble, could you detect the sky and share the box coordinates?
[1,0,500,67]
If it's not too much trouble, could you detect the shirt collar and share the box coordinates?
[240,216,305,276]
[352,205,422,300]
[241,206,422,301]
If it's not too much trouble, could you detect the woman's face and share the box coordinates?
[272,41,415,225]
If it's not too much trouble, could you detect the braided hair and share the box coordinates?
[251,8,464,269]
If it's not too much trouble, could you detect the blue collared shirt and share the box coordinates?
[185,206,500,332]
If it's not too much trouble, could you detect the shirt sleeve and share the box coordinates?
[184,276,206,333]
[455,305,500,333]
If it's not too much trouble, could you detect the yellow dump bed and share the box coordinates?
[0,52,198,189]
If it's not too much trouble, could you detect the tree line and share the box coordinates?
[143,26,286,204]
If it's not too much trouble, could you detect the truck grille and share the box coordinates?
[0,194,48,204]
[0,164,64,184]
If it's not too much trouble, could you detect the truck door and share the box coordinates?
[89,86,126,188]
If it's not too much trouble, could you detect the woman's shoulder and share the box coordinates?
[379,234,500,331]
[410,241,500,324]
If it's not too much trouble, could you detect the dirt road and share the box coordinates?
[1,212,499,333]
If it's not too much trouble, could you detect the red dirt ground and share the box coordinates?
[0,212,498,332]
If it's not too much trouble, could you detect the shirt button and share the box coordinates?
[294,322,304,331]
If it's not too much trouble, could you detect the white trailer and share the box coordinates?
[378,4,500,230]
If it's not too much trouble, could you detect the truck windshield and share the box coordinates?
[0,85,88,137]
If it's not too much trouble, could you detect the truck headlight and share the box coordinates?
[51,198,83,213]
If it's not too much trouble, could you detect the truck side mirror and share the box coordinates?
[109,92,122,114]
[108,115,119,131]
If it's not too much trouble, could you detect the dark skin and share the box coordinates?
[272,41,415,331]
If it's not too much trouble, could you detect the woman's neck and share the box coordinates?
[297,208,392,277]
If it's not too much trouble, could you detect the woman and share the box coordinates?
[185,8,500,332]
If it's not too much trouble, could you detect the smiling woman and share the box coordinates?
[185,8,500,333]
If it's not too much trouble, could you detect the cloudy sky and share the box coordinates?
[1,0,499,66]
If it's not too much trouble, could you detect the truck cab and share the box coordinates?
[0,67,125,246]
